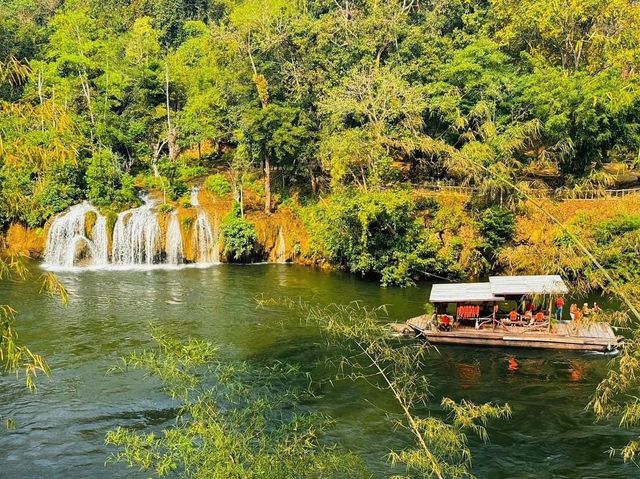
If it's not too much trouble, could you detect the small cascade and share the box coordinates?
[190,186,200,207]
[275,227,287,263]
[190,186,219,263]
[193,210,219,263]
[111,199,161,265]
[165,211,183,265]
[43,202,108,268]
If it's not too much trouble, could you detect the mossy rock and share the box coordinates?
[85,211,97,240]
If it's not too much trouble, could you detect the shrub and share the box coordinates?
[595,215,640,244]
[480,207,516,253]
[157,203,174,215]
[136,173,187,201]
[204,173,231,196]
[307,190,457,286]
[178,196,192,208]
[181,216,194,229]
[178,164,207,182]
[86,151,139,209]
[221,202,257,261]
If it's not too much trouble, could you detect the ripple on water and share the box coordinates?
[0,263,635,478]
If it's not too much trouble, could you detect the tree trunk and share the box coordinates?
[264,154,271,213]
[165,63,179,163]
[309,164,318,196]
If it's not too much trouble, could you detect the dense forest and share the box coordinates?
[1,0,640,287]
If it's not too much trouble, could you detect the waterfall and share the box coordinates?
[190,186,200,207]
[43,192,221,268]
[111,199,161,265]
[43,202,108,268]
[275,227,287,263]
[165,212,183,265]
[193,210,219,263]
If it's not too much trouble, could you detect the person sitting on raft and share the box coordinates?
[582,303,591,316]
[592,302,602,314]
[438,314,452,332]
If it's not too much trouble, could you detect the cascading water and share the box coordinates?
[43,202,108,268]
[111,198,162,265]
[190,186,200,207]
[275,227,287,263]
[190,187,219,263]
[165,211,183,265]
[43,187,221,269]
[193,210,219,263]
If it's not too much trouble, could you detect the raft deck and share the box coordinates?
[404,315,622,352]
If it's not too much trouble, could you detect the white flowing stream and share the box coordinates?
[43,189,219,269]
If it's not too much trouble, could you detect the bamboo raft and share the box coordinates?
[397,315,622,352]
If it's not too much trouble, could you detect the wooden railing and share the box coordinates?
[418,181,640,200]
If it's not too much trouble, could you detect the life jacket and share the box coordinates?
[509,310,518,321]
[535,312,545,322]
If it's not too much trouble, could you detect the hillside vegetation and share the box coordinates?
[1,0,640,286]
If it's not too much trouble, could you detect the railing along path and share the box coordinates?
[419,182,640,200]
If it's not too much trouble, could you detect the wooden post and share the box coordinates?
[548,295,554,332]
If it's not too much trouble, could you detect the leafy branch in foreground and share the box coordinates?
[105,330,368,479]
[589,300,640,465]
[0,257,67,390]
[259,298,510,479]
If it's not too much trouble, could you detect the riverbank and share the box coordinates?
[2,192,639,289]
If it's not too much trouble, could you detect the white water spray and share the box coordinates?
[190,186,200,207]
[43,202,109,268]
[111,198,161,265]
[193,210,219,263]
[165,211,183,265]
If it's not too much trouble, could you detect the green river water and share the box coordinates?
[0,264,636,478]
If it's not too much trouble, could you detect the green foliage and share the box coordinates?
[480,207,516,253]
[1,0,639,226]
[307,190,457,286]
[106,330,368,478]
[203,173,231,196]
[221,202,258,261]
[177,163,207,182]
[595,215,640,244]
[157,203,174,215]
[86,150,139,209]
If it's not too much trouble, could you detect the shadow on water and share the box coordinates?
[0,263,636,478]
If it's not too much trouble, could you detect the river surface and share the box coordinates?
[0,264,636,478]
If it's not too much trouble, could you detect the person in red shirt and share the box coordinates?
[439,314,452,332]
[555,296,565,321]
